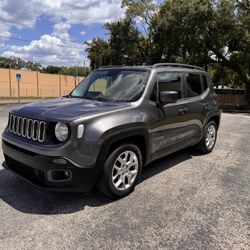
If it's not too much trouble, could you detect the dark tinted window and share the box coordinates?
[202,75,208,91]
[186,73,202,97]
[150,72,183,101]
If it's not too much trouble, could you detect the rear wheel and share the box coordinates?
[97,144,142,199]
[196,121,218,154]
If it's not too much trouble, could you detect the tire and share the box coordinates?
[196,121,218,154]
[97,144,143,199]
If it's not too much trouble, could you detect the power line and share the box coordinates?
[0,35,85,50]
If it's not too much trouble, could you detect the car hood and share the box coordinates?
[11,97,131,122]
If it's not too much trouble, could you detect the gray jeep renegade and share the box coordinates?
[2,63,221,198]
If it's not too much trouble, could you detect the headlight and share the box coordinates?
[55,122,69,142]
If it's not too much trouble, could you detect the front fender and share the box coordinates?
[96,125,150,167]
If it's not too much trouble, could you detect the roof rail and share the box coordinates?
[99,65,151,69]
[152,63,205,71]
[99,65,126,68]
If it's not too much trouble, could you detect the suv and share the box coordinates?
[2,63,221,199]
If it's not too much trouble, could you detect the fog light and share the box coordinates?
[64,171,70,178]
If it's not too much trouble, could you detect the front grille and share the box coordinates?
[8,114,46,143]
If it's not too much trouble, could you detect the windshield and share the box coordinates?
[70,69,149,102]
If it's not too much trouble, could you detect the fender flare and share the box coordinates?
[95,127,150,167]
[201,111,221,138]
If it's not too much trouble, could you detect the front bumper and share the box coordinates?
[2,139,100,192]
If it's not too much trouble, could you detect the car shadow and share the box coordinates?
[141,147,199,182]
[0,147,200,215]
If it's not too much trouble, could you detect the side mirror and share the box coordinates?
[159,91,178,104]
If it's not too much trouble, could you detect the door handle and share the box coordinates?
[178,108,188,115]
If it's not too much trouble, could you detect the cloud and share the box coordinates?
[0,22,12,39]
[2,23,87,67]
[52,22,71,41]
[0,0,124,66]
[80,31,86,36]
[0,0,124,28]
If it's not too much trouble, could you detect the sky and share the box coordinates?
[0,0,128,67]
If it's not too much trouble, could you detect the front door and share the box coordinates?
[149,71,191,161]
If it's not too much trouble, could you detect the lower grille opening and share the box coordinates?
[5,155,45,184]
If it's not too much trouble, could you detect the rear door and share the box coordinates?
[182,72,209,146]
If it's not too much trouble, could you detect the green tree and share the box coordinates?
[105,18,146,65]
[25,61,42,71]
[60,66,91,77]
[86,0,250,104]
[42,65,62,74]
[152,0,250,103]
[0,56,26,69]
[85,38,112,69]
[121,0,158,63]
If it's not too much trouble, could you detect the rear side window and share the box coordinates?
[186,73,202,97]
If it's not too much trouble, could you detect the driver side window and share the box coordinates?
[150,72,183,101]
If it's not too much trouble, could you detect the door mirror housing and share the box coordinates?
[159,91,178,104]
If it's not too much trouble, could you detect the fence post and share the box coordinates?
[37,71,39,97]
[9,69,12,97]
[59,74,62,97]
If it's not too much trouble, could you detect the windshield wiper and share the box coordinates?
[92,96,111,102]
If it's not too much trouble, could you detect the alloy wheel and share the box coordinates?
[205,124,216,150]
[111,150,139,191]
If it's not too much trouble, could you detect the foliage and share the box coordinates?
[85,19,148,69]
[0,56,90,76]
[0,56,42,71]
[85,38,112,70]
[86,0,250,104]
[105,18,147,65]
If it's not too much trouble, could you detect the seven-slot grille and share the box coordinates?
[8,114,46,143]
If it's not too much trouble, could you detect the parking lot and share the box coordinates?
[0,105,249,249]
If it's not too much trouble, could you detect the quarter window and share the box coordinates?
[186,73,202,97]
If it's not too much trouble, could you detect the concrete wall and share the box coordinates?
[0,68,84,98]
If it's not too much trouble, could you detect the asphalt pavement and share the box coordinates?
[0,105,249,249]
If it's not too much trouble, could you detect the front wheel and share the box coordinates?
[196,121,218,154]
[97,144,142,199]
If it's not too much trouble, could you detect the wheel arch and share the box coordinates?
[96,128,150,168]
[207,114,220,129]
